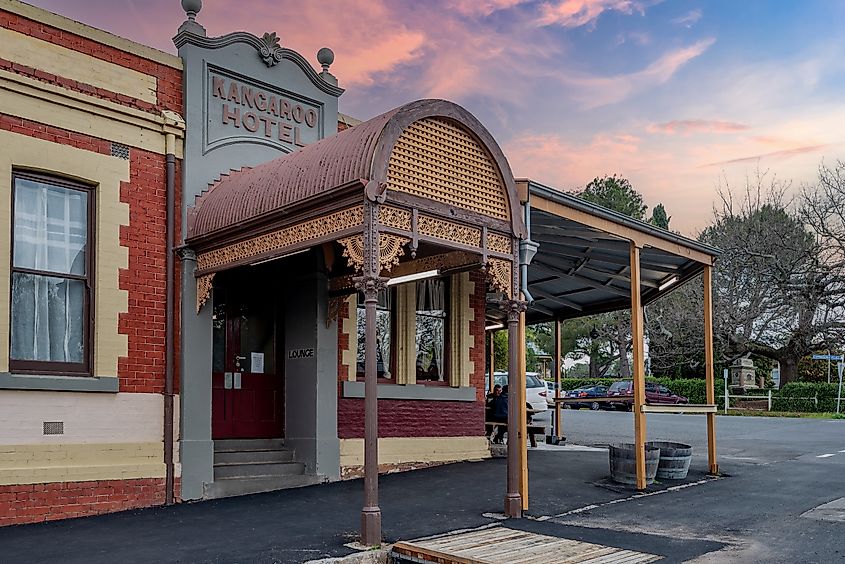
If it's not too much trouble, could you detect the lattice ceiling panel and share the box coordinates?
[387,118,509,220]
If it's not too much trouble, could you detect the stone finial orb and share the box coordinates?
[317,47,335,72]
[181,0,202,20]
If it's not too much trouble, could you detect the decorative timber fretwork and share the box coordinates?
[196,207,363,272]
[339,235,365,272]
[326,295,347,328]
[379,233,410,271]
[487,232,512,255]
[387,117,510,221]
[378,206,412,231]
[196,273,215,313]
[417,215,481,248]
[487,258,512,298]
[340,233,411,274]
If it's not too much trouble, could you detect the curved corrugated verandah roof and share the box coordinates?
[187,99,525,242]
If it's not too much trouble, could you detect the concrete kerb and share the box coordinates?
[304,546,391,564]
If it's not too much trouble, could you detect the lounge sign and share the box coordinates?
[206,70,322,152]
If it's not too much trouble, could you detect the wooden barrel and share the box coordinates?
[609,443,660,486]
[647,441,693,480]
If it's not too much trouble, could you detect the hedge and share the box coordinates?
[548,378,840,412]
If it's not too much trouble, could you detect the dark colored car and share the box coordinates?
[607,380,689,410]
[564,385,609,410]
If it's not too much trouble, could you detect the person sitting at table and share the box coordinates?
[489,385,509,443]
[485,384,502,418]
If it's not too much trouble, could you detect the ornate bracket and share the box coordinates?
[196,273,215,313]
[339,233,410,274]
[486,258,513,298]
[326,295,347,328]
[259,32,284,67]
[339,235,366,272]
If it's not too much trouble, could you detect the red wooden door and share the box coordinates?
[212,285,284,439]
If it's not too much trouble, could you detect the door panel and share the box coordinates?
[211,274,284,439]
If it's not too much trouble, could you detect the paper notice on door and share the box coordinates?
[251,352,265,374]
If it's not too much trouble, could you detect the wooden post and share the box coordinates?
[554,318,562,440]
[488,331,495,394]
[518,306,528,511]
[629,242,647,490]
[704,265,719,475]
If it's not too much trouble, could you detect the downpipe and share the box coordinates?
[164,133,176,505]
[519,200,539,304]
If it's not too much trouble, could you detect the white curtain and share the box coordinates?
[416,279,445,381]
[10,179,87,363]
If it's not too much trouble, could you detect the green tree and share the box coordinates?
[649,203,671,230]
[580,174,647,220]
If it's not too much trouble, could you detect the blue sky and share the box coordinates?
[29,0,845,235]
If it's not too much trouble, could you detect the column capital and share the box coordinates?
[500,299,528,323]
[353,275,388,300]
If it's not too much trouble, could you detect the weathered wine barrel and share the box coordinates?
[609,443,660,486]
[647,441,693,480]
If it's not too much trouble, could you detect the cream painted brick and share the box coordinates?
[339,436,489,467]
[0,392,166,445]
[0,27,157,103]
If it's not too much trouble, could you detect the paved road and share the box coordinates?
[0,412,842,563]
[536,410,845,562]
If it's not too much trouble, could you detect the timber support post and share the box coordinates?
[629,241,647,490]
[554,318,562,441]
[704,265,719,474]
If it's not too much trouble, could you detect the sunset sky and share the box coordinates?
[29,0,845,236]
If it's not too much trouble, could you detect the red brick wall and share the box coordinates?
[0,9,182,113]
[337,269,489,439]
[0,478,180,526]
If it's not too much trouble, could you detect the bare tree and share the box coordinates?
[701,169,845,385]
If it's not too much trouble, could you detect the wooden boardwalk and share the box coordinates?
[391,526,662,563]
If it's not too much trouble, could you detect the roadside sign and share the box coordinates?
[812,354,843,361]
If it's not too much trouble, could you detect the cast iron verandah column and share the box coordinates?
[504,298,526,517]
[356,200,385,547]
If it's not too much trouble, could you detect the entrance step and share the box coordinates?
[214,448,295,465]
[206,475,324,499]
[213,438,285,452]
[210,438,317,499]
[214,460,306,479]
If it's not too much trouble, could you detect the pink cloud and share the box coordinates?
[671,9,702,27]
[648,120,750,135]
[537,0,644,28]
[561,38,716,108]
[451,0,531,17]
[701,145,829,167]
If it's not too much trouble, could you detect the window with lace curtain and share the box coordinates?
[415,278,448,382]
[9,172,93,375]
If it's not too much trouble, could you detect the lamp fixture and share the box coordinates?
[658,276,679,291]
[386,269,439,286]
[485,323,505,331]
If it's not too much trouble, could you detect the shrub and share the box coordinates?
[774,382,840,412]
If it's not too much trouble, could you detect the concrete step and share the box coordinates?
[214,449,295,465]
[213,438,285,452]
[213,461,305,479]
[206,474,324,499]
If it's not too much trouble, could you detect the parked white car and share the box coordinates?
[492,372,548,412]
